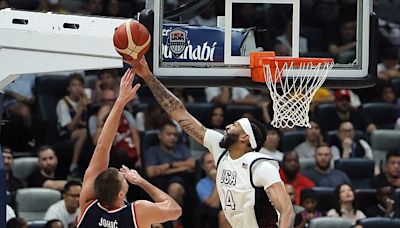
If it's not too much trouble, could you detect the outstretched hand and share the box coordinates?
[120,165,144,186]
[118,68,141,104]
[124,56,152,79]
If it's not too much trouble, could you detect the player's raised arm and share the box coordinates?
[79,69,140,210]
[128,57,206,144]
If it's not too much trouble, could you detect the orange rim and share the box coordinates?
[250,53,334,83]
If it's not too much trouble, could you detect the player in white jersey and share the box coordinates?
[128,57,295,228]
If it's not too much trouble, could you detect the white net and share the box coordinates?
[263,59,334,128]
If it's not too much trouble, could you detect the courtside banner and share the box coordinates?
[162,24,251,62]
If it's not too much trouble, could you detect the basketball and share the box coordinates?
[113,21,151,61]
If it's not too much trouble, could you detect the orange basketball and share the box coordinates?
[113,21,151,60]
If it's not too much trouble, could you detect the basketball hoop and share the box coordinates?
[250,52,334,128]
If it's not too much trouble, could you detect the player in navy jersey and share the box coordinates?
[127,57,295,228]
[77,69,181,228]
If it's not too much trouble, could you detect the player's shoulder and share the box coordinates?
[246,152,280,170]
[204,128,224,146]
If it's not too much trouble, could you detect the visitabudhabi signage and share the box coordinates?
[162,24,251,62]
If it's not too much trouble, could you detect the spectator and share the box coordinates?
[365,181,399,218]
[102,0,119,17]
[205,87,258,105]
[136,103,179,132]
[194,151,231,228]
[303,144,351,188]
[259,127,283,161]
[377,47,400,81]
[44,180,81,228]
[171,88,194,103]
[2,147,23,196]
[144,121,196,227]
[92,69,119,103]
[310,88,335,112]
[1,74,36,151]
[321,89,376,133]
[44,220,64,228]
[85,0,103,15]
[371,150,400,188]
[294,120,324,159]
[328,19,357,63]
[27,146,67,191]
[89,89,141,169]
[56,73,88,177]
[285,183,304,214]
[378,83,397,104]
[294,189,324,228]
[274,19,308,56]
[205,105,226,131]
[232,3,257,28]
[189,7,217,27]
[279,151,315,204]
[331,121,373,159]
[0,0,9,9]
[6,218,28,228]
[6,204,16,222]
[36,0,69,13]
[327,184,366,225]
[260,94,273,125]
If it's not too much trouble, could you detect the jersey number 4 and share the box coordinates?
[224,190,236,210]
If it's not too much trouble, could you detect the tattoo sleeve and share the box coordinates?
[144,75,205,143]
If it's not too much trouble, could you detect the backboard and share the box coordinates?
[145,0,377,89]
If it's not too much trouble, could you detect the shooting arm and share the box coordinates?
[79,69,139,210]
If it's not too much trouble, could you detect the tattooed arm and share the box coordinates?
[128,57,206,144]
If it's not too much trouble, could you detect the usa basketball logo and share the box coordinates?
[167,28,188,58]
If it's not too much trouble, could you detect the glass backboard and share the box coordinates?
[144,0,377,88]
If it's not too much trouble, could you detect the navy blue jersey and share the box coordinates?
[77,200,138,228]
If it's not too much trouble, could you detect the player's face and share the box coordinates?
[219,122,242,149]
[339,184,354,203]
[119,173,129,197]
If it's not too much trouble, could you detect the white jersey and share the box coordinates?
[204,129,282,228]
